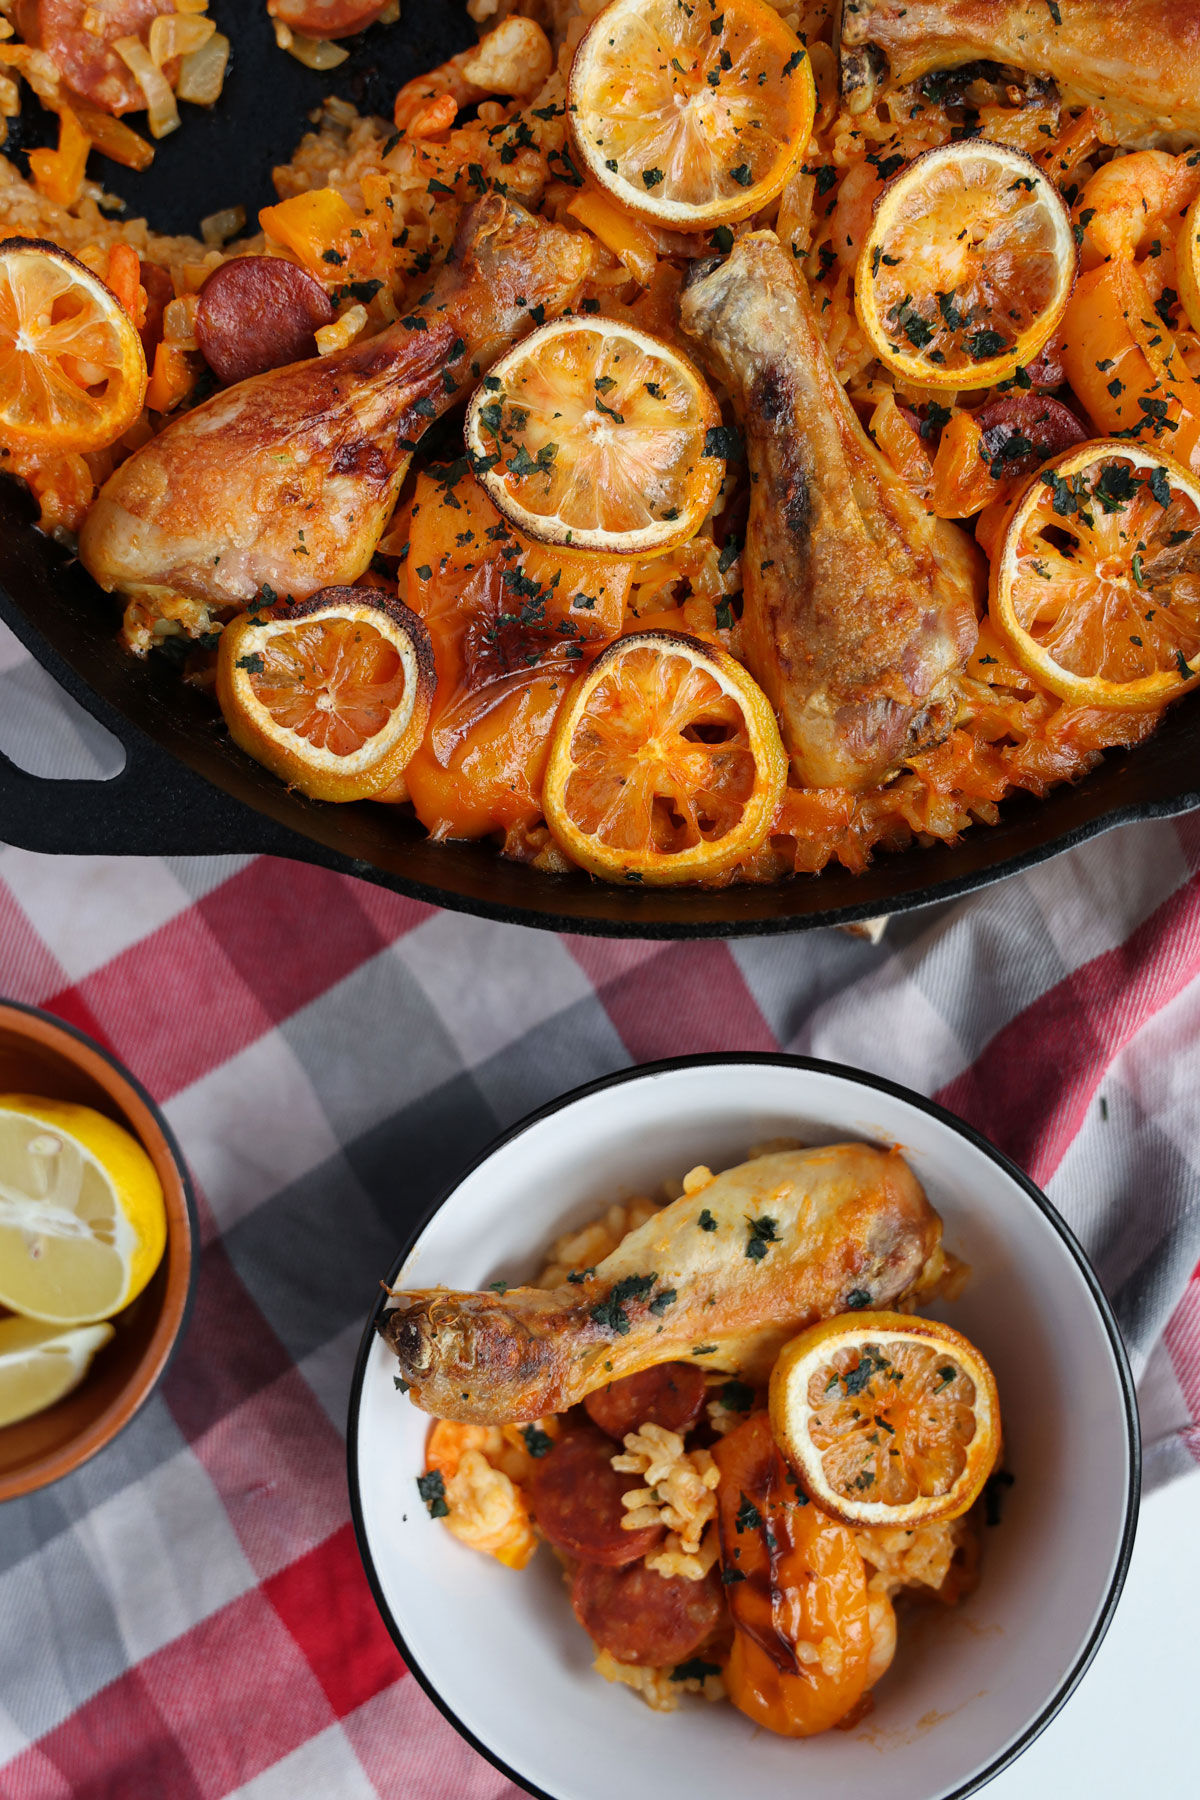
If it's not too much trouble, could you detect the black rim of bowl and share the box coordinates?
[346,1051,1142,1800]
[0,995,200,1493]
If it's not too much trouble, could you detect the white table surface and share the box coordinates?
[984,1469,1196,1794]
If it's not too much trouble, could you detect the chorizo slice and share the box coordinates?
[583,1362,709,1441]
[975,394,1087,480]
[571,1560,725,1668]
[23,1,176,116]
[529,1426,662,1567]
[268,0,392,38]
[194,257,335,385]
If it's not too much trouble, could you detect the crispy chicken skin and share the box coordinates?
[679,235,981,791]
[381,1145,946,1425]
[838,0,1200,137]
[79,197,591,625]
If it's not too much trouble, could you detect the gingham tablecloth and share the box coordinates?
[1,621,1198,1800]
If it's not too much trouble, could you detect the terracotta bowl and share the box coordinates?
[0,999,197,1502]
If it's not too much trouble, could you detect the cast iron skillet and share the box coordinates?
[1,1,1197,937]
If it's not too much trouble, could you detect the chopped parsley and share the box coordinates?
[648,1287,677,1315]
[744,1215,779,1262]
[642,167,665,190]
[719,1379,755,1412]
[590,1273,658,1335]
[931,1364,958,1394]
[235,652,264,674]
[703,424,743,461]
[734,1493,762,1534]
[522,1425,553,1458]
[393,1375,410,1393]
[844,1288,873,1309]
[697,1208,718,1232]
[416,1470,448,1519]
[728,164,753,188]
[720,1567,746,1585]
[671,1659,722,1681]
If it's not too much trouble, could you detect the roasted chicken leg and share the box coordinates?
[381,1145,948,1425]
[79,196,591,632]
[838,0,1200,140]
[679,235,981,791]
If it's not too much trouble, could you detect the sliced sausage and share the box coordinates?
[194,258,335,386]
[529,1426,663,1567]
[138,260,174,361]
[269,0,392,38]
[23,1,176,116]
[584,1362,709,1441]
[571,1561,726,1667]
[975,394,1087,479]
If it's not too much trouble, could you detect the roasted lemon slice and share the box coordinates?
[856,141,1076,389]
[0,1096,165,1326]
[542,629,786,884]
[769,1312,1001,1529]
[217,586,436,802]
[991,442,1200,710]
[465,318,723,555]
[0,237,147,453]
[568,0,815,230]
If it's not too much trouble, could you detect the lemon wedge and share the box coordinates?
[0,1315,115,1429]
[0,1095,166,1326]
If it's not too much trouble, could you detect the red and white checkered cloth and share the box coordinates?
[1,622,1198,1799]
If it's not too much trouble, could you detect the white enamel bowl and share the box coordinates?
[348,1055,1139,1800]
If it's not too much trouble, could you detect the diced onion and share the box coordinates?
[315,305,368,355]
[176,31,229,106]
[73,101,155,168]
[163,294,200,350]
[148,15,216,70]
[200,204,246,248]
[272,20,350,71]
[113,36,179,138]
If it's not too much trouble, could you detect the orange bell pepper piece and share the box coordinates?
[145,342,195,414]
[929,411,1002,519]
[28,105,90,209]
[1060,258,1200,470]
[402,469,630,840]
[567,189,658,289]
[105,242,144,326]
[259,188,383,281]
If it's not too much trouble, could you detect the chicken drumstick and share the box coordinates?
[679,234,981,791]
[79,196,592,633]
[381,1145,948,1425]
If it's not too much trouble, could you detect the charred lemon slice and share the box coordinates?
[465,318,723,555]
[991,441,1200,710]
[542,629,786,884]
[0,237,147,453]
[216,586,436,802]
[856,141,1077,389]
[769,1312,1001,1529]
[568,0,815,230]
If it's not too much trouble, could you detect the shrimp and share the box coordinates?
[1077,150,1200,264]
[864,1586,897,1689]
[424,1419,539,1568]
[392,15,552,132]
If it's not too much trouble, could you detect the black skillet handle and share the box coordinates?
[0,736,303,857]
[0,612,307,859]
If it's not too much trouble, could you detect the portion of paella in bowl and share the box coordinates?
[2,0,1200,888]
[380,1138,1003,1735]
